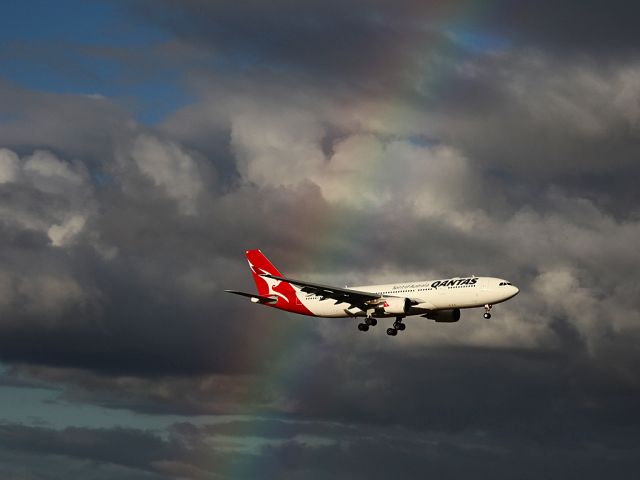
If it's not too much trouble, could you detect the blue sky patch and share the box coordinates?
[0,0,189,124]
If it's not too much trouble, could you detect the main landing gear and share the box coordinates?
[386,317,406,336]
[483,304,492,319]
[357,316,377,332]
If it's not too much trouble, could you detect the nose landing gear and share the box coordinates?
[483,304,492,319]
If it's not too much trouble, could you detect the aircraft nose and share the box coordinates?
[511,285,520,296]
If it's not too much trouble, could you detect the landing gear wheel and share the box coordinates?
[483,304,492,319]
[483,312,491,319]
[393,321,405,331]
[386,328,398,336]
[358,323,369,332]
[393,317,405,331]
[366,317,377,326]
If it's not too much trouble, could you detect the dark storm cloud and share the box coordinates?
[0,80,133,163]
[5,338,640,448]
[255,436,640,480]
[0,423,212,479]
[157,54,640,216]
[0,122,345,378]
[0,424,177,471]
[483,0,640,55]
[2,1,640,478]
[2,409,640,480]
[129,0,640,217]
[131,0,466,84]
[0,448,161,480]
[1,124,639,378]
[0,85,320,376]
[133,0,640,78]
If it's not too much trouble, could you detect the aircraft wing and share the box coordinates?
[260,273,381,309]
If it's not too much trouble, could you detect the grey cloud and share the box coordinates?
[0,448,161,480]
[1,89,639,391]
[0,423,187,479]
[0,80,134,164]
[2,413,639,480]
[256,437,640,480]
[129,0,640,99]
[0,424,172,469]
[481,0,640,55]
[159,51,640,217]
[3,364,295,415]
[5,337,640,450]
[131,0,466,85]
[1,1,640,477]
[0,136,325,375]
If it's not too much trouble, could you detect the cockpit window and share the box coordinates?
[499,282,512,286]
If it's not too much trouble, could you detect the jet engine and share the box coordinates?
[381,297,412,315]
[425,308,461,323]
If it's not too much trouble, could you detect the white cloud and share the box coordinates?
[131,134,205,214]
[0,148,20,183]
[230,109,326,188]
[0,149,94,246]
[613,67,640,129]
[314,135,480,222]
[48,215,87,247]
[23,150,85,193]
[228,105,482,226]
[531,268,610,353]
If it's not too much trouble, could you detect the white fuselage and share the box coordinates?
[296,276,519,318]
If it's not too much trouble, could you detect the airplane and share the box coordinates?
[226,250,519,336]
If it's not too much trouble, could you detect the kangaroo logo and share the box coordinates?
[247,260,290,303]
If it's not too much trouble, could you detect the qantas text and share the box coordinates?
[431,278,478,288]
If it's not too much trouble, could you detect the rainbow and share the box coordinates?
[214,4,506,476]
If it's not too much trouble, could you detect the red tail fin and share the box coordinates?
[243,249,314,316]
[245,249,283,296]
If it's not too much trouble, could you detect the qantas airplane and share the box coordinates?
[226,250,519,336]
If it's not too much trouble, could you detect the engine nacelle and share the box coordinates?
[381,297,411,315]
[425,308,461,323]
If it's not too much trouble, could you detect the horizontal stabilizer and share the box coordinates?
[224,290,278,304]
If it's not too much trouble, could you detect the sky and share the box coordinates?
[1,0,640,478]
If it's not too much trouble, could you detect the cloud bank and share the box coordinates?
[1,1,640,478]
